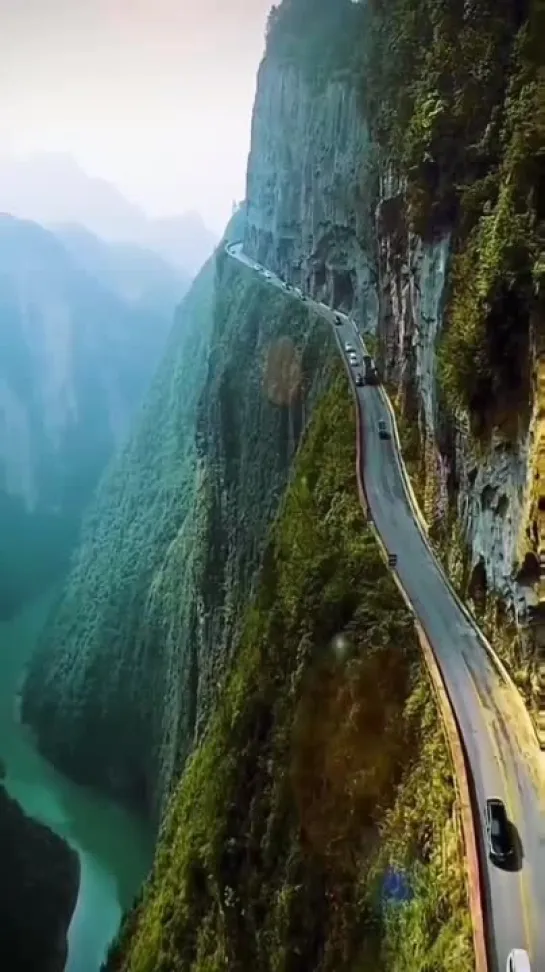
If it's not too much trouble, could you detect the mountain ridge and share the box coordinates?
[0,153,218,277]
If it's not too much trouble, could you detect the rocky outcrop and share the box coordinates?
[0,214,179,619]
[242,18,536,625]
[22,215,336,823]
[375,180,534,616]
[241,10,539,700]
[0,782,79,972]
[244,58,378,325]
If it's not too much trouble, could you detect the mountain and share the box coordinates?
[0,153,218,277]
[0,214,179,618]
[53,224,189,317]
[20,0,541,969]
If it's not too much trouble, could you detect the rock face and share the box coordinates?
[244,58,377,325]
[21,0,538,828]
[22,214,336,822]
[0,782,79,972]
[0,214,180,619]
[375,181,533,615]
[244,27,533,622]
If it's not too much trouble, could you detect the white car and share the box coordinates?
[506,950,531,972]
[348,352,358,366]
[345,342,354,353]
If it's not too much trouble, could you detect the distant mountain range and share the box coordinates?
[0,153,218,278]
[0,212,187,618]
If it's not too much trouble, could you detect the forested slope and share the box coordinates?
[22,218,335,822]
[104,369,471,972]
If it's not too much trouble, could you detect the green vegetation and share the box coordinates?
[105,368,471,972]
[362,0,544,433]
[22,237,335,822]
[0,216,180,619]
[265,0,364,88]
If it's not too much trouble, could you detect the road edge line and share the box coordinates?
[377,378,541,749]
[335,339,487,972]
[415,621,488,972]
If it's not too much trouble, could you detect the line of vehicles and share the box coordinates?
[232,244,535,972]
[340,311,532,972]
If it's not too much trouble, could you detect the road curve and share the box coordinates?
[225,240,545,972]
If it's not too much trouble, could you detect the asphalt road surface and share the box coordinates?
[226,240,545,972]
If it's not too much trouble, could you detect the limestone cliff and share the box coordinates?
[22,214,336,822]
[0,215,180,618]
[243,0,543,727]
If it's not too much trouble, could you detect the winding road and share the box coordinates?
[226,240,545,972]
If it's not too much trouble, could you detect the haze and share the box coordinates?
[0,0,273,235]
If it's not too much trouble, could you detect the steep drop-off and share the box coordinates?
[0,214,180,618]
[0,780,79,972]
[104,369,471,972]
[22,217,336,822]
[244,0,544,725]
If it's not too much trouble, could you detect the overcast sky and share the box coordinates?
[0,0,273,234]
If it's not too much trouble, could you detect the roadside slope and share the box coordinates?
[22,229,335,824]
[104,368,472,972]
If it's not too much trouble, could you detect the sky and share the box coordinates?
[0,0,274,234]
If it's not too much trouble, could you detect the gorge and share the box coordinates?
[1,0,542,969]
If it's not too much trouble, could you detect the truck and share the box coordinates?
[363,354,380,385]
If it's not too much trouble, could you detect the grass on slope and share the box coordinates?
[105,366,472,972]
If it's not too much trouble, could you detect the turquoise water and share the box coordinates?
[0,588,153,971]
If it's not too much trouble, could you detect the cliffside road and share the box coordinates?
[226,241,545,972]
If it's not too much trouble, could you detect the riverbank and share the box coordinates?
[0,588,153,971]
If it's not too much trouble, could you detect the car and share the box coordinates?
[378,419,390,440]
[506,949,531,972]
[348,353,358,366]
[345,342,354,352]
[335,314,343,326]
[264,270,272,278]
[485,798,514,864]
[355,373,363,386]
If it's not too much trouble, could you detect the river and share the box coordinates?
[0,587,153,971]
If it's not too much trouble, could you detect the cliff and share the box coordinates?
[244,1,377,324]
[22,213,336,822]
[0,781,79,972]
[244,0,543,725]
[366,0,543,729]
[18,2,540,967]
[0,215,181,619]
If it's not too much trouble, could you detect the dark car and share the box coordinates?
[355,373,363,387]
[335,314,343,326]
[378,419,390,440]
[485,798,514,864]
